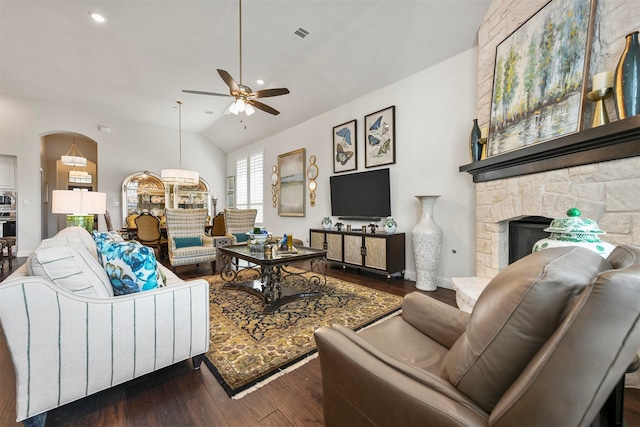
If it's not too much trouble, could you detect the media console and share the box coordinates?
[309,228,405,280]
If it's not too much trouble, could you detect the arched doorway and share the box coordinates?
[41,132,98,239]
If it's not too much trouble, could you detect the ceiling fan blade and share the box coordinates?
[182,90,232,97]
[248,100,280,115]
[250,88,290,98]
[217,69,240,94]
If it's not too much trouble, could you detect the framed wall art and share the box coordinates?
[364,106,395,168]
[487,0,596,157]
[226,175,235,208]
[332,119,357,173]
[278,148,306,217]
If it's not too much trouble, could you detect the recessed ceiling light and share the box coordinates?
[89,12,106,23]
[256,79,264,85]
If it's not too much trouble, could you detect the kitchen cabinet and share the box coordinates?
[0,156,16,189]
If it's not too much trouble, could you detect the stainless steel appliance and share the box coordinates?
[0,191,17,237]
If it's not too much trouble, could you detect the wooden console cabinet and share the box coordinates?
[309,229,405,279]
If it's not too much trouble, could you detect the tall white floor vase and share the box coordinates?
[412,195,443,291]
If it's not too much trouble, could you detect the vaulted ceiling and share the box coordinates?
[0,0,491,152]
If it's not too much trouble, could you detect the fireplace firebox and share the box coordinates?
[508,216,552,264]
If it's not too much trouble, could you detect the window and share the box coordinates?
[235,151,264,223]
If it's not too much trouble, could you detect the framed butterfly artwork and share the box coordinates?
[332,119,357,173]
[364,106,395,168]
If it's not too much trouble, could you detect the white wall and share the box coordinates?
[227,48,479,287]
[0,95,227,256]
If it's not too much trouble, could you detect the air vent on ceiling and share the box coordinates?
[293,27,310,40]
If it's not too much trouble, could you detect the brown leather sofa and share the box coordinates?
[315,245,640,426]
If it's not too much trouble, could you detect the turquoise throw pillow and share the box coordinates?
[97,240,161,295]
[233,233,248,243]
[92,230,125,264]
[173,236,202,248]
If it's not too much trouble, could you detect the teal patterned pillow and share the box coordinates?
[92,230,125,264]
[97,240,163,295]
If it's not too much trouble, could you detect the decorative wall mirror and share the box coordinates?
[270,165,279,208]
[307,155,318,207]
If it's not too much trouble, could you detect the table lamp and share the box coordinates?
[52,190,107,233]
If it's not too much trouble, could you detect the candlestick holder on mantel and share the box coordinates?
[587,87,613,127]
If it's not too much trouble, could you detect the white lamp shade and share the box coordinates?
[52,190,106,215]
[61,155,88,167]
[160,168,199,185]
[69,170,89,178]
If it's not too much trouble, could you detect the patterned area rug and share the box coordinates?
[202,270,403,398]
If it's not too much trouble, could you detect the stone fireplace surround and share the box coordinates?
[467,0,640,282]
[452,0,640,315]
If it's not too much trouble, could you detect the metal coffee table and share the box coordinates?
[218,244,327,313]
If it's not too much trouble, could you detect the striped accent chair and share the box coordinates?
[224,208,258,244]
[0,226,210,426]
[165,208,217,272]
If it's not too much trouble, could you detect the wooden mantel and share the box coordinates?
[459,116,640,183]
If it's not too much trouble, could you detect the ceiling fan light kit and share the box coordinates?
[182,0,289,119]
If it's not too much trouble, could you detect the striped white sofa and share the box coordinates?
[165,208,217,272]
[0,226,210,426]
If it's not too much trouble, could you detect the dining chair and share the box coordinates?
[134,212,167,258]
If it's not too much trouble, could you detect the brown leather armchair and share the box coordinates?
[315,245,640,427]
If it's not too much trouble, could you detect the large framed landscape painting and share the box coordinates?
[278,148,306,217]
[487,0,595,157]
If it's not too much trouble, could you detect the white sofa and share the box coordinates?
[0,227,210,426]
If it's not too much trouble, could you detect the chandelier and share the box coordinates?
[161,101,199,185]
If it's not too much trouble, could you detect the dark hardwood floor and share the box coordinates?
[0,257,638,426]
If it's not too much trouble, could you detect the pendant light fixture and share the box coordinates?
[61,134,88,167]
[161,101,199,185]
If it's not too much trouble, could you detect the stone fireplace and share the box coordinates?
[473,154,640,279]
[455,1,640,388]
[468,0,640,281]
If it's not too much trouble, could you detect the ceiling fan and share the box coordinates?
[182,0,289,116]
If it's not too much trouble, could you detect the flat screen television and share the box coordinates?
[330,168,391,220]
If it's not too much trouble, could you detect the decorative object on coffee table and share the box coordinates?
[383,216,397,234]
[487,0,595,157]
[614,31,640,120]
[365,106,395,168]
[532,207,615,258]
[333,120,357,173]
[412,195,443,291]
